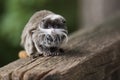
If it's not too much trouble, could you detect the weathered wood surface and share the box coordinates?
[1,17,120,80]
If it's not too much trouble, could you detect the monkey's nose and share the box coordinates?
[51,29,56,35]
[51,31,55,35]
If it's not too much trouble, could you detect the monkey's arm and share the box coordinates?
[24,32,35,56]
[32,30,43,54]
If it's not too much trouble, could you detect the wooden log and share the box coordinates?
[1,16,120,80]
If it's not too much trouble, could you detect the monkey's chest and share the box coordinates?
[46,35,60,42]
[41,34,61,47]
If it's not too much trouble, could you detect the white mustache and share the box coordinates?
[39,27,68,44]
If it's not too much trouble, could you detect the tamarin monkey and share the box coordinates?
[19,10,68,58]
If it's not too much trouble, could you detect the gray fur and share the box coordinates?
[21,10,68,57]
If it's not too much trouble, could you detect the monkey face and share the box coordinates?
[41,14,66,29]
[39,14,68,47]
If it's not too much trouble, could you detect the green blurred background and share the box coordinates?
[0,0,78,67]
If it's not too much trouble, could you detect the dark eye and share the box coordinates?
[43,23,49,29]
[44,23,52,29]
[55,23,64,29]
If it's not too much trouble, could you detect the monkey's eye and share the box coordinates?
[43,23,52,29]
[43,23,48,29]
[54,24,64,29]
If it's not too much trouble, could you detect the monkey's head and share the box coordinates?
[38,14,68,47]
